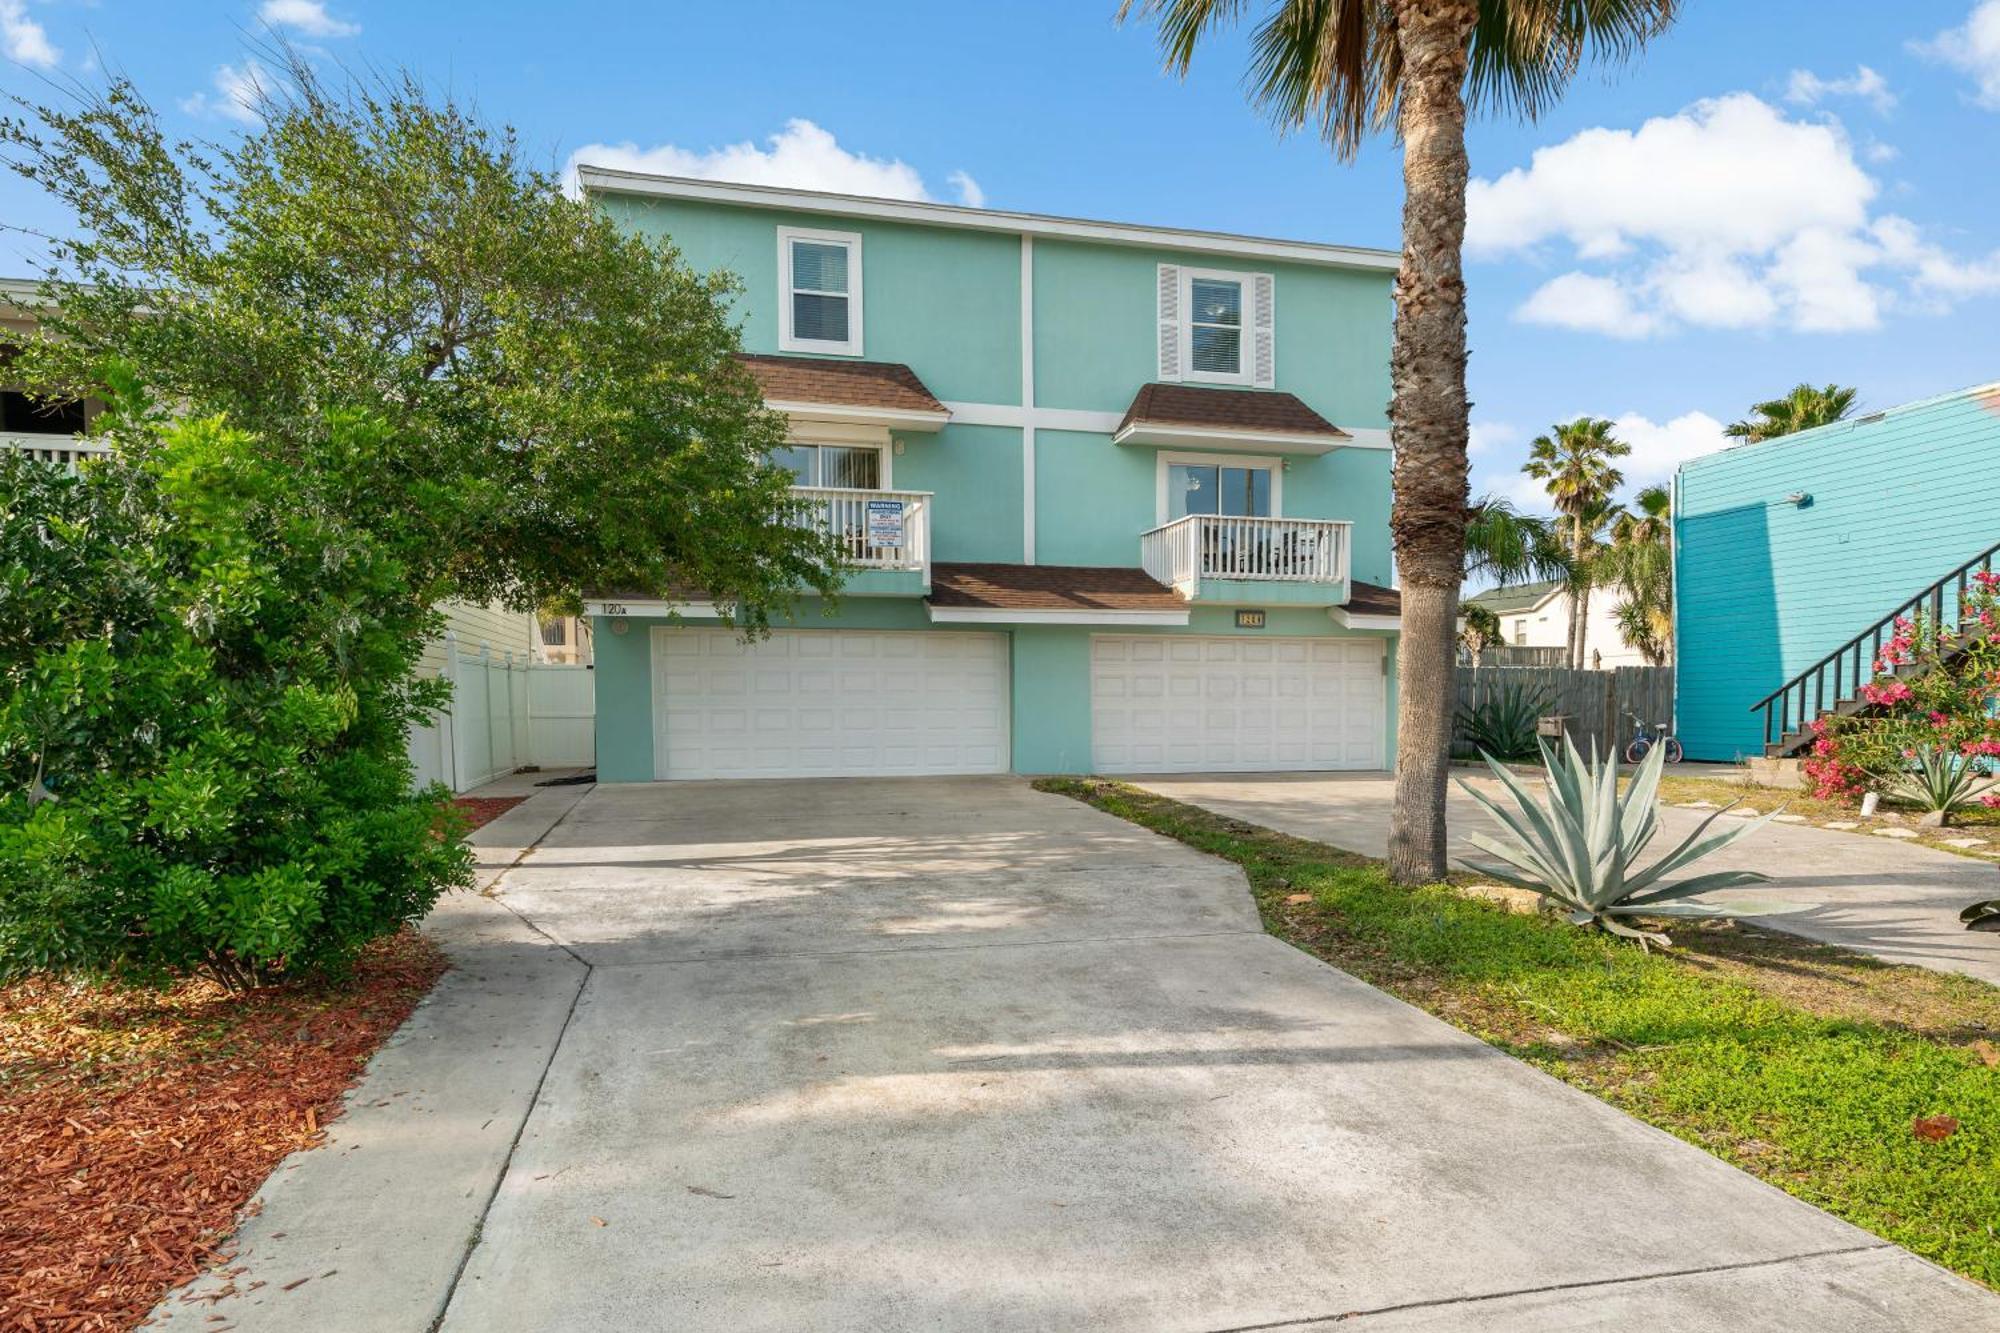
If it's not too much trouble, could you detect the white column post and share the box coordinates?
[440,631,460,793]
[1020,233,1036,565]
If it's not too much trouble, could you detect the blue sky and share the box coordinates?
[4,0,1999,519]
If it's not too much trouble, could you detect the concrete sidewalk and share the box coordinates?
[155,776,2000,1331]
[1135,770,2000,985]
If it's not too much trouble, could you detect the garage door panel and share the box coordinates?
[654,629,1009,780]
[1091,635,1383,775]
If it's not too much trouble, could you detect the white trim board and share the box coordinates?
[579,169,1402,273]
[939,400,1390,450]
[1117,421,1341,456]
[586,599,721,618]
[765,400,947,432]
[1328,607,1400,631]
[926,605,1190,627]
[1020,234,1037,565]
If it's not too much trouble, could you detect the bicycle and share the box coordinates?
[1624,712,1684,765]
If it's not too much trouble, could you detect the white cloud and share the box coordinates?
[1,0,58,68]
[1515,272,1659,338]
[1914,1,2000,108]
[1471,92,1999,337]
[180,61,278,125]
[946,169,986,209]
[1467,421,1519,456]
[1785,65,1895,114]
[258,0,358,37]
[568,120,984,209]
[1611,411,1731,487]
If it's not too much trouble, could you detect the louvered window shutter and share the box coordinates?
[1157,264,1182,381]
[1252,273,1275,387]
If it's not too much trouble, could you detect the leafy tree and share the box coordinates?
[0,64,849,987]
[1121,0,1681,883]
[1724,383,1859,443]
[1523,419,1629,667]
[1603,483,1672,665]
[1,59,843,626]
[0,398,472,989]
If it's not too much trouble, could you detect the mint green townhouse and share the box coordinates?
[577,167,1403,782]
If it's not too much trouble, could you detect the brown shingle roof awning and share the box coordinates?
[1115,383,1349,454]
[927,563,1189,624]
[1335,579,1401,625]
[738,353,949,430]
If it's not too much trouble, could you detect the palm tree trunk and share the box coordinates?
[1568,516,1584,664]
[1384,0,1479,887]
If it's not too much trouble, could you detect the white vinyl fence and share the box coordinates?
[408,634,596,792]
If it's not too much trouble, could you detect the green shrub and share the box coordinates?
[0,408,471,989]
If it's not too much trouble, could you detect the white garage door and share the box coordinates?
[1091,635,1384,774]
[652,628,1009,779]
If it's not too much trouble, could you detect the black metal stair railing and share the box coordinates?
[1751,537,2000,755]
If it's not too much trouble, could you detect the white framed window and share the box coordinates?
[778,227,863,355]
[1157,264,1274,387]
[1154,450,1282,524]
[771,441,887,490]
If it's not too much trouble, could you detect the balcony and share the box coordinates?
[1141,514,1351,605]
[2,434,110,468]
[790,485,932,595]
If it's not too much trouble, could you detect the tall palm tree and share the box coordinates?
[1603,483,1672,664]
[1523,418,1629,667]
[1724,383,1859,442]
[1121,0,1682,884]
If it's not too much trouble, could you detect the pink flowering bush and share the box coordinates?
[1802,574,2000,814]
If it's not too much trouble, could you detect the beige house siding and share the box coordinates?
[420,600,540,673]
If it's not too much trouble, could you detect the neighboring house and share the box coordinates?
[578,170,1401,781]
[1675,380,2000,762]
[1461,578,1651,669]
[2,279,105,465]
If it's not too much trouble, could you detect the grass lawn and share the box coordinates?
[1653,770,2000,862]
[1038,777,2000,1289]
[0,931,446,1330]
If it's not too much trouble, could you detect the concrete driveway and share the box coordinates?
[1137,771,2000,985]
[156,776,1998,1331]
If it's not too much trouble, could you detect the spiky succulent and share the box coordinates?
[1457,735,1775,949]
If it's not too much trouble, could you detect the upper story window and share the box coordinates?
[778,227,863,356]
[1157,265,1275,388]
[772,442,881,490]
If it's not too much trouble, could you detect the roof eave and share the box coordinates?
[577,168,1402,273]
[1112,421,1344,456]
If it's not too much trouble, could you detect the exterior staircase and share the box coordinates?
[1753,538,2000,757]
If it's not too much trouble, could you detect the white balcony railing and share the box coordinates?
[1141,514,1351,593]
[2,434,111,469]
[789,486,932,575]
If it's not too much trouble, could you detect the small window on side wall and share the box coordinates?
[779,227,862,355]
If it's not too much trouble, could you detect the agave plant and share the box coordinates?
[1889,744,1997,819]
[1457,734,1777,949]
[1454,684,1552,761]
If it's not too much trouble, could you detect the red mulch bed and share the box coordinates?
[451,795,526,831]
[0,931,447,1331]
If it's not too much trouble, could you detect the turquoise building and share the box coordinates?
[578,169,1402,781]
[1674,381,2000,761]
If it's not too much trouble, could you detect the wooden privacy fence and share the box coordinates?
[1453,664,1675,759]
